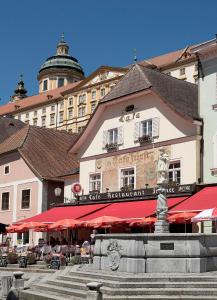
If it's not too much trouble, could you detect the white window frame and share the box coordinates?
[20,188,31,210]
[92,90,96,100]
[33,118,38,126]
[119,167,136,190]
[50,105,55,112]
[50,114,55,125]
[59,111,64,123]
[68,97,73,106]
[68,108,73,119]
[108,128,118,145]
[59,101,64,110]
[134,117,159,141]
[78,93,87,105]
[100,88,105,98]
[41,116,46,127]
[89,172,102,193]
[1,191,10,211]
[42,107,46,115]
[57,77,65,88]
[42,79,48,92]
[141,119,153,137]
[168,160,181,184]
[4,165,10,175]
[78,106,86,117]
[91,101,97,113]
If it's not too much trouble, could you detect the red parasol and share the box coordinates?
[49,219,81,230]
[84,216,124,228]
[15,222,47,232]
[6,224,20,233]
[129,217,157,227]
[167,212,197,223]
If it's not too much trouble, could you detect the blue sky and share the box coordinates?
[0,0,216,104]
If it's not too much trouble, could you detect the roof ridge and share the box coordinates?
[19,125,31,149]
[139,63,197,88]
[135,64,152,86]
[99,64,135,102]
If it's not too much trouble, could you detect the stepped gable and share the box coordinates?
[0,125,79,179]
[102,64,198,120]
[0,116,25,143]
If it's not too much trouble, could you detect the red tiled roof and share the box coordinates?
[0,125,79,179]
[0,81,80,116]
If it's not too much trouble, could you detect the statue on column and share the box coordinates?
[156,149,169,221]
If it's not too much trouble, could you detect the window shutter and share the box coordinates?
[134,122,140,141]
[152,117,160,138]
[103,130,108,147]
[118,127,124,145]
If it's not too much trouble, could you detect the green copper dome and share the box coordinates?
[38,34,84,76]
[39,55,84,75]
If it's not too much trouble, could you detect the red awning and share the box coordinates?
[169,187,217,213]
[80,197,187,221]
[16,203,111,224]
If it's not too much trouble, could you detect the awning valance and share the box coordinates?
[80,197,187,221]
[16,197,187,225]
[16,203,111,224]
[170,187,217,213]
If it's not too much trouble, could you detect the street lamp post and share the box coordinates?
[154,148,170,233]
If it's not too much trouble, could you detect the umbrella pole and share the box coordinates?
[185,222,186,234]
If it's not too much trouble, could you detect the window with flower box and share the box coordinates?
[103,127,123,150]
[120,168,135,190]
[134,118,159,143]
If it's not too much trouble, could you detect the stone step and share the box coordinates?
[46,279,87,291]
[101,286,217,296]
[0,266,54,273]
[20,289,82,300]
[102,296,217,300]
[70,270,217,282]
[58,274,217,289]
[31,282,86,298]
